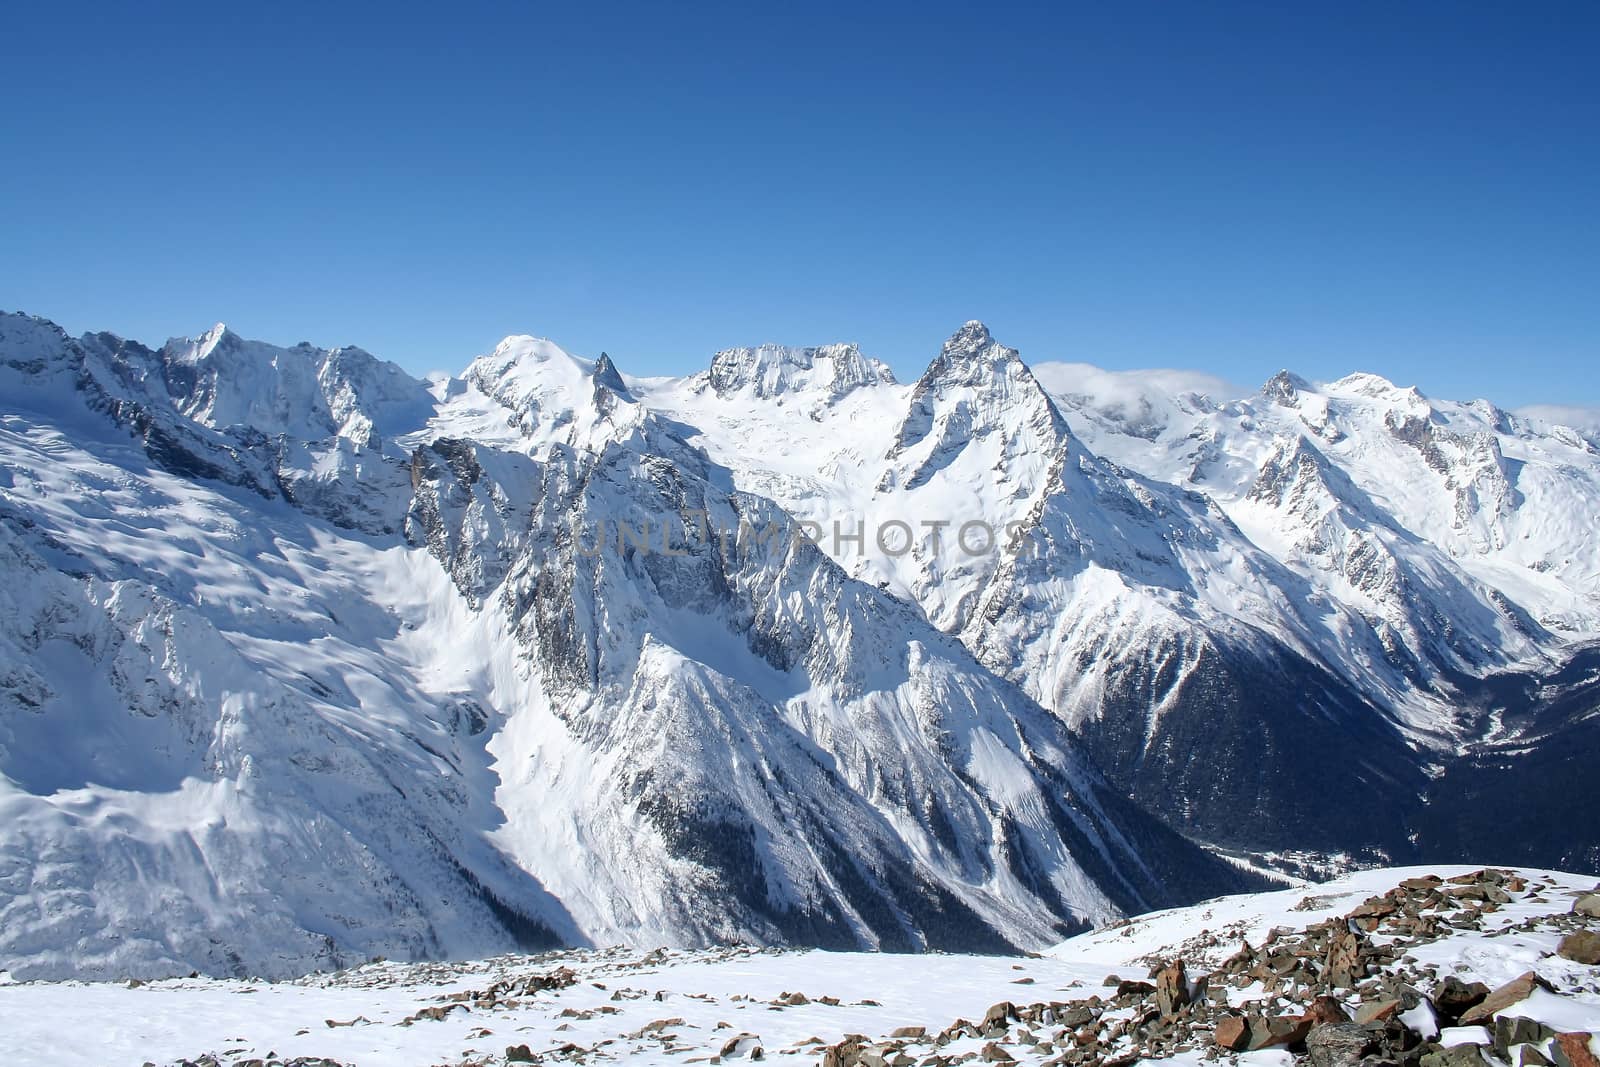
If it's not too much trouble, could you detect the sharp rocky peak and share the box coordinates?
[1261,369,1312,403]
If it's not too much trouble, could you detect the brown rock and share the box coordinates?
[1356,999,1402,1023]
[1116,979,1156,999]
[983,1002,1017,1029]
[1250,1015,1313,1050]
[506,1047,536,1064]
[891,1026,927,1040]
[1304,995,1352,1026]
[1559,931,1600,965]
[1155,960,1190,1016]
[980,1043,1016,1063]
[1460,972,1550,1026]
[1326,929,1365,989]
[1554,1033,1600,1067]
[1573,895,1600,918]
[1214,1015,1251,1051]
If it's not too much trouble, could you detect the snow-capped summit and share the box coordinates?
[703,342,894,402]
[1261,368,1310,403]
[155,322,435,447]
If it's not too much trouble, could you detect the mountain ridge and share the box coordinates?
[3,308,1598,982]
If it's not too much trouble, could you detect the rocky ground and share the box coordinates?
[0,866,1595,1067]
[820,869,1600,1067]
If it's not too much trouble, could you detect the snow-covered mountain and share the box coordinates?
[0,313,1253,981]
[2,308,1597,982]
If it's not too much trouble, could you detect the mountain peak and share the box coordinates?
[1261,369,1311,403]
[592,352,628,394]
[705,342,892,401]
[944,320,996,355]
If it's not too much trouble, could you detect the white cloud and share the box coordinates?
[1514,404,1600,434]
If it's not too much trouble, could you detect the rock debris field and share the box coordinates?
[1,865,1596,1067]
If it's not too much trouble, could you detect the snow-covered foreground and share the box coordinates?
[3,865,1596,1067]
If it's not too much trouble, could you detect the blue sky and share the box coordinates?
[2,2,1596,405]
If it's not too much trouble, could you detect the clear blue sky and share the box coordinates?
[2,2,1596,406]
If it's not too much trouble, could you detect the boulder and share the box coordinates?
[1459,972,1549,1026]
[1214,1015,1251,1051]
[1573,895,1600,918]
[1434,977,1491,1024]
[1494,1016,1556,1057]
[1420,1045,1489,1067]
[983,1002,1017,1030]
[1327,930,1365,988]
[1558,930,1600,965]
[1155,960,1190,1016]
[1249,1015,1314,1051]
[1554,1033,1600,1067]
[1304,994,1353,1025]
[1306,1023,1374,1067]
[1356,999,1402,1023]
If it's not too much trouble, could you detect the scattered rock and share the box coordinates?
[1573,895,1600,919]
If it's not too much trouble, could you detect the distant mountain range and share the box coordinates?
[2,310,1596,981]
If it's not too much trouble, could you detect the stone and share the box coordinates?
[719,1033,765,1059]
[1116,980,1156,999]
[1305,995,1353,1026]
[1327,930,1365,988]
[1495,1016,1556,1057]
[1420,1045,1489,1067]
[980,1043,1016,1063]
[1552,1033,1600,1067]
[506,1047,536,1064]
[1306,1023,1374,1067]
[1057,1006,1094,1028]
[1553,1034,1600,1067]
[891,1027,927,1039]
[1213,1015,1251,1051]
[1433,977,1491,1024]
[1249,1015,1313,1051]
[1460,973,1550,1026]
[1155,960,1190,1016]
[1573,895,1600,919]
[1356,999,1402,1023]
[1523,1047,1555,1067]
[1557,930,1600,965]
[984,1002,1017,1030]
